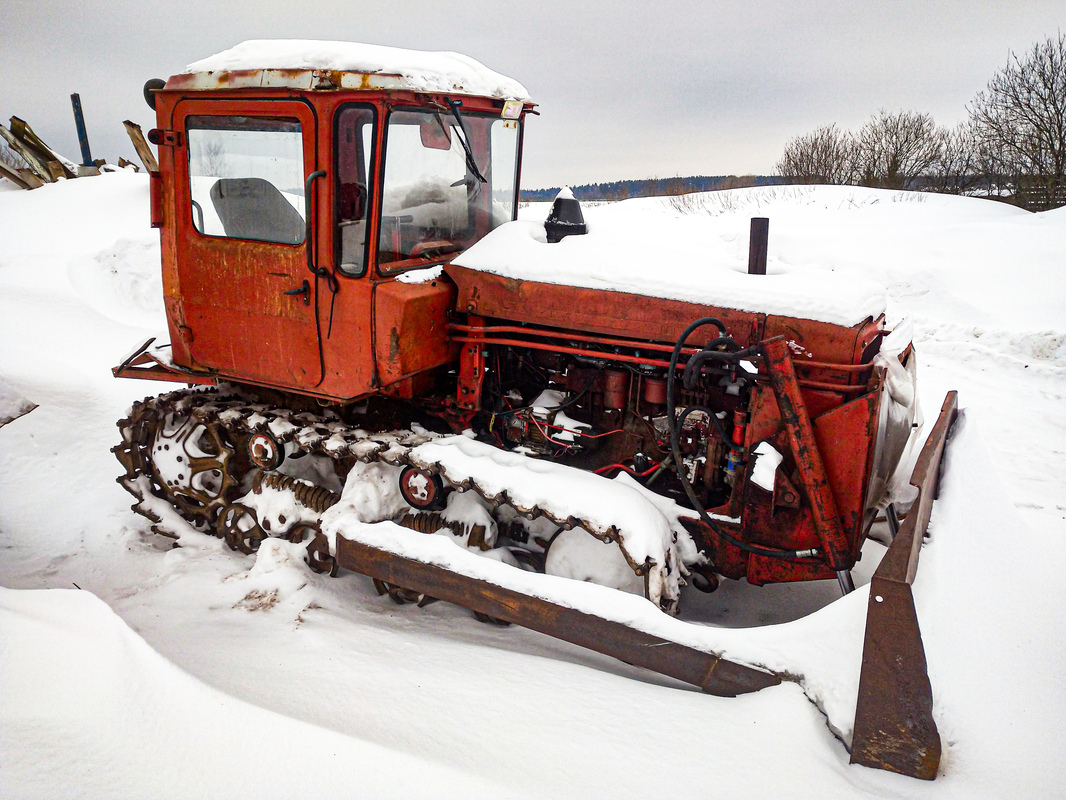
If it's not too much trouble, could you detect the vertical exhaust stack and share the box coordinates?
[748,217,769,275]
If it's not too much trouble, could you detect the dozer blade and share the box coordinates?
[332,535,781,697]
[850,391,959,780]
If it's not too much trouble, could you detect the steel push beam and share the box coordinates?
[333,536,781,697]
[850,391,958,779]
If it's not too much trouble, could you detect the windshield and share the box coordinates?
[378,108,520,272]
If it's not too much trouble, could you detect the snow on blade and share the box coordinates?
[183,40,531,102]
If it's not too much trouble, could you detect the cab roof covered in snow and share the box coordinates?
[167,39,532,101]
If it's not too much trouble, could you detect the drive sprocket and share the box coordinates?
[114,389,242,535]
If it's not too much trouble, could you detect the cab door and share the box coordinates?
[173,99,322,390]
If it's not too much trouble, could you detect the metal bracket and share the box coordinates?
[147,129,182,147]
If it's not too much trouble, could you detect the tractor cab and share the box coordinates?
[122,41,532,403]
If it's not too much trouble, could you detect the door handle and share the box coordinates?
[284,279,311,305]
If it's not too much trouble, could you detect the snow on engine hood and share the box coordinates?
[181,40,531,102]
[452,207,888,327]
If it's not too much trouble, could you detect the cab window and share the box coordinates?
[334,105,376,276]
[186,116,305,245]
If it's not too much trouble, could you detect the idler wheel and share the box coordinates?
[247,432,284,470]
[398,466,447,511]
[218,503,266,554]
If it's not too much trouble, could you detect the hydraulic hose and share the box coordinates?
[666,319,820,563]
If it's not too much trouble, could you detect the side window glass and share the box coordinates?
[490,119,519,225]
[187,116,305,245]
[334,106,375,276]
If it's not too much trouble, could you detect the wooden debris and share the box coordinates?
[10,117,77,178]
[45,160,67,181]
[0,158,43,189]
[0,124,54,183]
[123,121,159,175]
[0,107,152,189]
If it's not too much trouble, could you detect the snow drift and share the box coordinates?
[1,174,1065,798]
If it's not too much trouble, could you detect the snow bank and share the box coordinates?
[2,175,1065,797]
[909,414,1066,794]
[0,586,507,798]
[184,40,531,102]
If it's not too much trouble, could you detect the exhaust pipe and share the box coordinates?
[748,217,769,275]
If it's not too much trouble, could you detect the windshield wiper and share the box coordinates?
[447,99,487,184]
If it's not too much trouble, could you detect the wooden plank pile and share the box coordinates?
[0,116,157,189]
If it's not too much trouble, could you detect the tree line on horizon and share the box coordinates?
[776,34,1065,210]
[520,174,784,203]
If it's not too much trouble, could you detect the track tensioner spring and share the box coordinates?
[252,470,341,514]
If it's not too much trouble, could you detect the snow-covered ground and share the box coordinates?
[1,174,1064,798]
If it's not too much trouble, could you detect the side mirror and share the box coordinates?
[419,118,452,150]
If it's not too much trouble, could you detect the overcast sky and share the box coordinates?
[2,1,1062,188]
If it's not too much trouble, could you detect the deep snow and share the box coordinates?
[1,173,1064,798]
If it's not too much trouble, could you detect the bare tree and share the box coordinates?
[927,122,980,194]
[195,138,228,178]
[853,110,942,189]
[776,124,856,184]
[969,33,1066,209]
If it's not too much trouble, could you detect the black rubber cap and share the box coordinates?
[544,188,588,243]
[143,78,165,111]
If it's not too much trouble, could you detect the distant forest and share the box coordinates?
[520,175,784,202]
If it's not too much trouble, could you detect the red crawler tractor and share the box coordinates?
[113,41,955,779]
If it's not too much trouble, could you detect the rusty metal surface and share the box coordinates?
[111,337,217,386]
[446,265,884,368]
[167,69,454,96]
[373,278,458,385]
[334,534,781,697]
[762,337,851,569]
[880,391,959,585]
[850,391,958,780]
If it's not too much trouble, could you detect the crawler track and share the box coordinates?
[112,386,664,601]
[112,386,437,535]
